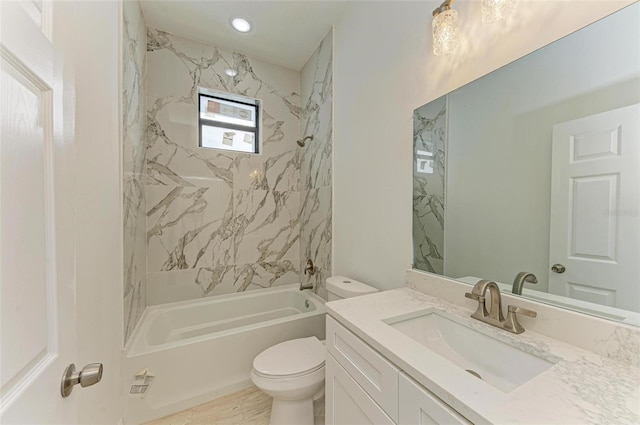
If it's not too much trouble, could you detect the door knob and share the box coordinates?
[61,363,103,398]
[551,264,566,273]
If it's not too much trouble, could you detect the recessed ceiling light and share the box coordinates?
[225,69,238,77]
[231,18,251,33]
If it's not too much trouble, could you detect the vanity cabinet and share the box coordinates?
[326,316,399,421]
[399,373,471,425]
[326,316,471,425]
[326,355,395,425]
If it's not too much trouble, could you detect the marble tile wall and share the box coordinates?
[413,96,446,275]
[123,0,147,343]
[299,31,333,299]
[145,29,303,304]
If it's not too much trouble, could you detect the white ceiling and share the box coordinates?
[141,1,349,71]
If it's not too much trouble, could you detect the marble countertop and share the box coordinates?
[325,287,640,425]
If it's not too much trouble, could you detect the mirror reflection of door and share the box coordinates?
[549,103,640,312]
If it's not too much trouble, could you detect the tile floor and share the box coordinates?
[144,386,324,425]
[144,386,270,425]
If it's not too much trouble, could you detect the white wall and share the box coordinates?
[71,1,124,423]
[332,0,635,291]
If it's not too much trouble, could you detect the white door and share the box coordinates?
[1,2,77,423]
[549,104,640,312]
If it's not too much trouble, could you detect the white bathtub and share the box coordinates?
[122,285,326,424]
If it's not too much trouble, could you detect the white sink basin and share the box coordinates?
[383,309,555,392]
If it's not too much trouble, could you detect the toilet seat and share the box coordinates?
[252,362,324,379]
[252,337,325,378]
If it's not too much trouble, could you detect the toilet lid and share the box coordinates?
[253,337,325,378]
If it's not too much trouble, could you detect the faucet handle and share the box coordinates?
[465,292,489,321]
[503,305,537,334]
[304,259,316,276]
[507,305,537,318]
[465,292,483,302]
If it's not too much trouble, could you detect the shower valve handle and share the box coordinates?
[304,259,316,276]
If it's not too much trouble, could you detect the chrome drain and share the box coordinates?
[466,369,482,380]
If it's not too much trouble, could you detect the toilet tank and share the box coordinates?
[326,276,378,301]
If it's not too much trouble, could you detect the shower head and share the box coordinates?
[296,135,313,147]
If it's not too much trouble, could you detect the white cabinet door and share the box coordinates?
[0,2,78,423]
[326,354,395,425]
[399,373,470,425]
[326,316,400,421]
[549,104,640,311]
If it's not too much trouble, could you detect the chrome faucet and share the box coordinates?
[465,280,504,325]
[512,272,538,295]
[465,280,537,334]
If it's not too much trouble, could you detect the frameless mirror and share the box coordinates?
[412,3,640,326]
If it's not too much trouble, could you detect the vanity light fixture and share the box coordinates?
[432,0,460,56]
[224,69,238,77]
[231,18,251,33]
[482,0,515,23]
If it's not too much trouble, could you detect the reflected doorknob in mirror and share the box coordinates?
[551,264,566,274]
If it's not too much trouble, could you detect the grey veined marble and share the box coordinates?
[142,28,332,305]
[299,31,333,298]
[122,0,147,343]
[121,21,333,311]
[413,96,446,275]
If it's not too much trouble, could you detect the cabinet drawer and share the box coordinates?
[326,316,399,422]
[326,354,395,425]
[399,373,471,425]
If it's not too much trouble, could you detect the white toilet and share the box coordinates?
[251,276,378,425]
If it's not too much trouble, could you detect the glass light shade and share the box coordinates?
[231,18,251,32]
[432,9,460,56]
[482,0,515,23]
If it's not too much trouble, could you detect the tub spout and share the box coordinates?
[300,281,314,291]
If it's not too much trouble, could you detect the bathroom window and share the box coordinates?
[198,90,261,154]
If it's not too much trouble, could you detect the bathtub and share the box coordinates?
[122,284,326,424]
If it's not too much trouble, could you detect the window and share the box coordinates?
[198,90,261,153]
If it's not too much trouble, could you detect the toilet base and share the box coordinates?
[270,397,314,425]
